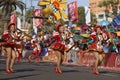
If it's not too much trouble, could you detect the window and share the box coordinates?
[98,14,104,19]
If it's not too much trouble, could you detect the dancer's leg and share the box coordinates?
[5,47,12,73]
[10,49,16,72]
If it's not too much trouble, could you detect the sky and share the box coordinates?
[19,0,89,15]
[21,0,89,9]
[68,0,89,7]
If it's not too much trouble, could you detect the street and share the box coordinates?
[0,60,120,80]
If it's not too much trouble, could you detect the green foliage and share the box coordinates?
[16,11,22,16]
[98,0,110,8]
[0,0,25,30]
[0,8,3,20]
[0,9,4,35]
[25,9,34,24]
[98,0,119,8]
[0,0,25,16]
[28,25,34,36]
[90,12,97,23]
[78,7,86,25]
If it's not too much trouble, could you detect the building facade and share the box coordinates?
[89,0,120,24]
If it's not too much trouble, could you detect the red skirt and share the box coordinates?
[50,42,65,52]
[0,42,14,47]
[88,43,97,50]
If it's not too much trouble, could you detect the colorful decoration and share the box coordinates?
[100,20,110,26]
[81,34,90,38]
[38,0,68,22]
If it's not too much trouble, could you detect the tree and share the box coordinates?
[0,0,25,16]
[90,12,97,24]
[78,7,86,25]
[16,11,22,16]
[0,0,25,30]
[0,9,4,35]
[25,9,34,24]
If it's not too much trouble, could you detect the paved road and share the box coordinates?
[0,60,120,80]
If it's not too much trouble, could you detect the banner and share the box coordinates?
[17,17,21,29]
[112,15,120,28]
[67,1,78,22]
[33,9,42,28]
[85,6,91,24]
[9,12,17,26]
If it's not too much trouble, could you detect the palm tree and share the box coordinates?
[0,0,25,16]
[25,9,34,24]
[0,0,26,30]
[0,9,4,35]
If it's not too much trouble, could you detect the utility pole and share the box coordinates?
[31,0,32,7]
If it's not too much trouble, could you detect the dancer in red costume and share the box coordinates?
[91,26,109,75]
[28,35,41,64]
[1,23,17,73]
[50,24,68,74]
[15,32,25,64]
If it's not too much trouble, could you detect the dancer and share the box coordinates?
[16,32,25,64]
[91,26,109,75]
[2,23,17,73]
[28,35,41,64]
[50,24,67,74]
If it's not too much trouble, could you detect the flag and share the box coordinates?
[9,12,17,27]
[85,7,91,24]
[33,9,43,28]
[67,1,78,22]
[112,15,120,28]
[17,17,21,29]
[33,25,37,35]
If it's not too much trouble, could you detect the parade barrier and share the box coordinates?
[42,50,120,70]
[79,52,120,70]
[0,49,120,70]
[79,52,95,66]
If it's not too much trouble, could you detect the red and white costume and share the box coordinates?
[2,30,16,48]
[51,32,66,52]
[28,37,41,63]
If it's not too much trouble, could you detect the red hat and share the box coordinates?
[56,24,63,32]
[95,25,102,32]
[8,23,15,30]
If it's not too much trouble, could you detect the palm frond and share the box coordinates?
[98,0,110,8]
[0,0,25,16]
[12,3,17,10]
[0,1,6,7]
